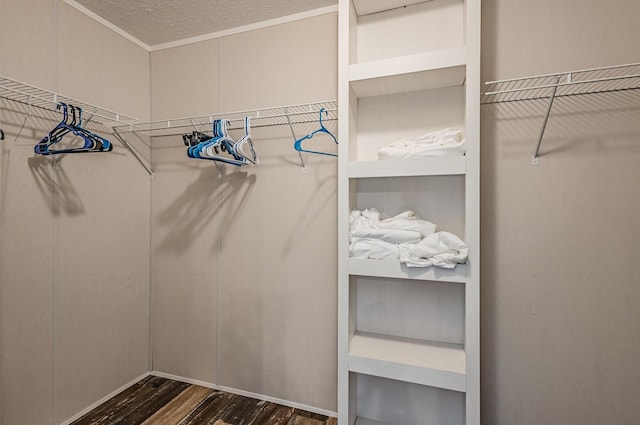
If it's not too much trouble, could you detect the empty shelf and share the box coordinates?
[349,259,467,283]
[349,156,466,178]
[349,48,466,98]
[349,332,466,392]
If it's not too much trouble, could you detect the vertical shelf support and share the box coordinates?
[285,107,308,172]
[532,75,561,165]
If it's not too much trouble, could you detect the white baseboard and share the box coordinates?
[150,370,337,418]
[58,371,151,425]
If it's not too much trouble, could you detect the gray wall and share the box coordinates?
[0,1,151,424]
[149,13,338,413]
[481,1,640,424]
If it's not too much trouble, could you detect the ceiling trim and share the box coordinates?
[60,0,152,51]
[148,4,339,52]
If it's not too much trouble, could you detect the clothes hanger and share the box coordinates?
[204,119,246,164]
[187,119,221,159]
[73,106,113,151]
[294,108,338,157]
[34,103,112,155]
[36,102,73,149]
[182,130,210,147]
[188,119,248,166]
[34,102,80,153]
[232,116,258,164]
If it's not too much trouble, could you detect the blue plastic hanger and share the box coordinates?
[294,108,338,157]
[188,119,247,166]
[187,120,221,158]
[34,103,112,155]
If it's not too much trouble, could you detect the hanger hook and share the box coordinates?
[58,102,69,123]
[76,106,83,127]
[319,108,327,129]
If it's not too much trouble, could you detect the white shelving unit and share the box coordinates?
[337,1,480,424]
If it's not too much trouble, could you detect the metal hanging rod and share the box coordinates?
[112,100,337,137]
[0,74,138,124]
[480,62,640,165]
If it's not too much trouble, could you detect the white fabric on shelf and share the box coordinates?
[350,208,437,238]
[397,231,468,268]
[350,238,398,260]
[378,127,466,160]
[349,208,467,269]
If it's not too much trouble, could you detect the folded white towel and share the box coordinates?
[378,127,465,160]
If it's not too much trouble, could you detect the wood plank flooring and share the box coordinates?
[71,376,336,425]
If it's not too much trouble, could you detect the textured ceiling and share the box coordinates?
[74,0,337,46]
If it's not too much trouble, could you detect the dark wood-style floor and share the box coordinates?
[71,375,336,425]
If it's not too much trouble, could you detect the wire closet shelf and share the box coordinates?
[112,100,337,138]
[481,62,640,164]
[0,74,138,124]
[481,62,640,104]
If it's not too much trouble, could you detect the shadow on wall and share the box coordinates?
[156,167,256,254]
[280,164,337,256]
[1,101,87,215]
[28,155,84,216]
[242,124,338,256]
[2,98,133,216]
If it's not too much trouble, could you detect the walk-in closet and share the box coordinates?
[1,1,639,425]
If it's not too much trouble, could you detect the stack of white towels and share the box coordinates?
[350,208,467,269]
[378,127,465,160]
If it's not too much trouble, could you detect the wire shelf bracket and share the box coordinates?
[481,62,640,165]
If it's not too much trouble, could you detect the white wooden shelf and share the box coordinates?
[349,48,466,98]
[349,259,467,283]
[352,0,430,16]
[349,332,466,392]
[349,156,466,178]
